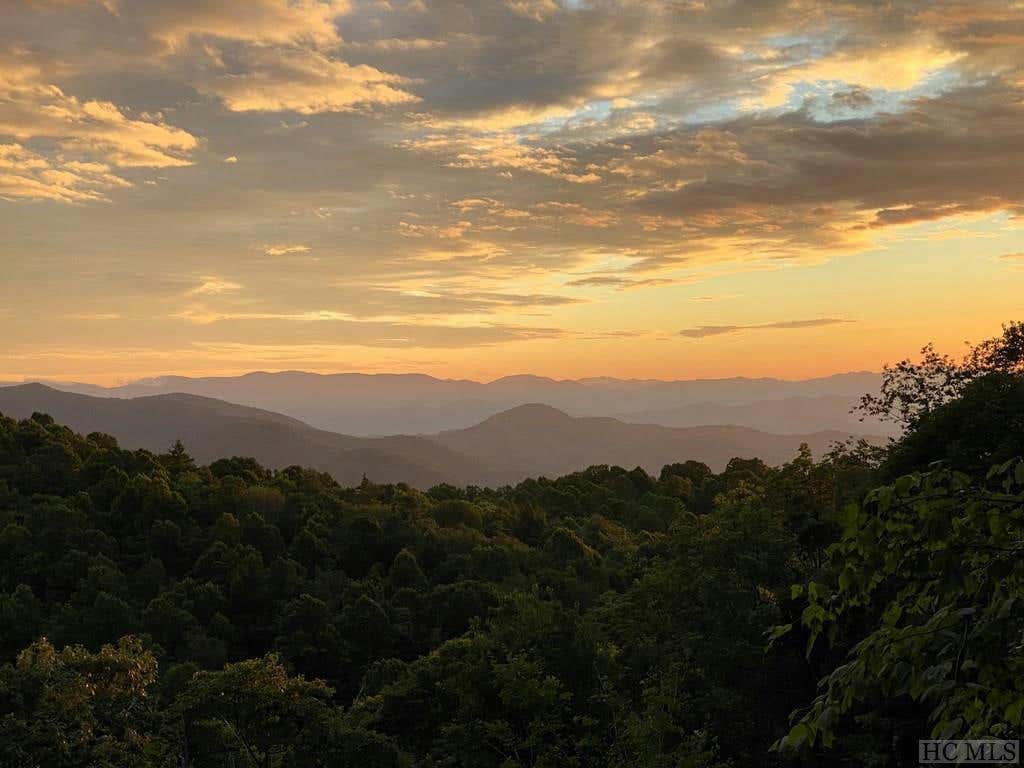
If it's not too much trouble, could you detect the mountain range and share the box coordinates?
[0,383,884,488]
[1,370,892,437]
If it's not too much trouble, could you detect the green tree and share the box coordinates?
[776,460,1024,756]
[0,636,160,767]
[173,654,334,768]
[860,320,1024,431]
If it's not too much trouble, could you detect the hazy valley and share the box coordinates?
[0,381,880,488]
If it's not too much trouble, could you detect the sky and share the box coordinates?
[1,0,1023,385]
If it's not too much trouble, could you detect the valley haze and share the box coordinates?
[1,369,891,436]
[0,371,887,489]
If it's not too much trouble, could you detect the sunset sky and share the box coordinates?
[2,0,1023,384]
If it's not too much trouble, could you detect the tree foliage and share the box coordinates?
[859,321,1024,430]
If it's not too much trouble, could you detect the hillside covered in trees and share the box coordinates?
[1,323,1022,767]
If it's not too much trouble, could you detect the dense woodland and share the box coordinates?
[1,323,1023,767]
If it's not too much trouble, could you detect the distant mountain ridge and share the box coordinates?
[616,394,880,435]
[0,384,500,488]
[3,370,891,437]
[0,384,884,489]
[433,403,870,480]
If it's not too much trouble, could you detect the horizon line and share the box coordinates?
[2,368,883,389]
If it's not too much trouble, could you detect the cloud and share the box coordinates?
[353,1,743,131]
[264,244,311,256]
[566,274,678,290]
[400,130,600,183]
[679,319,853,338]
[323,285,581,318]
[830,86,874,112]
[196,46,418,114]
[534,201,619,228]
[0,50,198,201]
[398,219,473,239]
[0,78,197,168]
[606,129,751,180]
[170,279,581,329]
[170,305,566,347]
[119,0,350,49]
[504,0,560,22]
[0,143,132,202]
[362,37,447,52]
[65,312,122,320]
[187,276,243,296]
[751,42,963,109]
[174,307,354,325]
[620,80,1024,254]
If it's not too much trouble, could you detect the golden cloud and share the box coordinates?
[265,244,312,256]
[680,319,853,338]
[504,0,560,22]
[0,83,197,168]
[187,276,243,296]
[198,46,418,114]
[0,49,198,201]
[534,201,620,228]
[0,143,131,203]
[135,0,350,49]
[750,41,964,109]
[401,131,600,183]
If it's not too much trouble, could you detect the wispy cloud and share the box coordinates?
[680,319,853,339]
[187,277,243,296]
[566,275,679,290]
[264,244,311,256]
[65,313,123,321]
[400,131,600,184]
[197,47,418,115]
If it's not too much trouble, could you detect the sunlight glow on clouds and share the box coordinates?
[679,319,854,339]
[400,131,601,184]
[749,41,965,110]
[198,47,418,114]
[264,244,312,256]
[1,0,1023,382]
[0,59,197,169]
[187,277,243,296]
[119,0,350,49]
[0,143,131,203]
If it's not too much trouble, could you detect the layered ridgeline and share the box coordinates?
[3,370,892,436]
[0,383,878,488]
